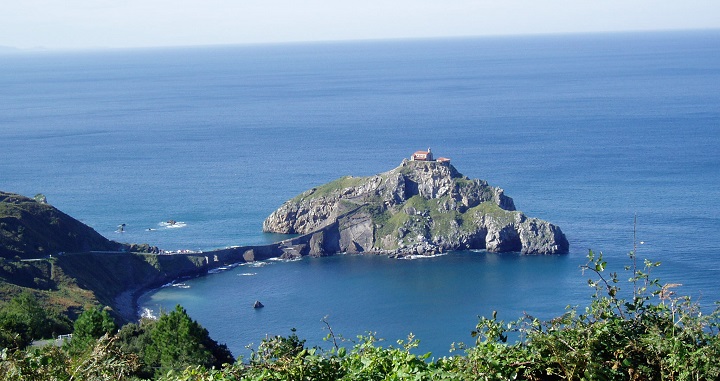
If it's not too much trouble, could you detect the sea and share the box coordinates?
[2,30,719,359]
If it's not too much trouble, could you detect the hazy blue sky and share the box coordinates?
[3,1,719,50]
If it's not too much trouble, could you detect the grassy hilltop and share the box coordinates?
[0,191,123,260]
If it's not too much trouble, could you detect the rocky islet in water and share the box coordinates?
[263,155,569,257]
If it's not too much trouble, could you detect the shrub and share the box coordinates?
[2,249,719,380]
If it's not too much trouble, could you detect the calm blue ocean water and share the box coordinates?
[2,30,719,357]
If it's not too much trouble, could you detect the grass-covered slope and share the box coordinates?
[0,191,121,259]
[0,252,210,323]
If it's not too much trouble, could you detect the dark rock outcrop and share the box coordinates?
[263,160,568,256]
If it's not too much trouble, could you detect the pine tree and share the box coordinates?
[69,305,116,351]
[145,304,233,376]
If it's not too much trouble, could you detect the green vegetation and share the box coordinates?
[0,251,211,326]
[0,292,72,349]
[371,198,508,249]
[0,256,100,323]
[110,305,234,378]
[465,201,519,226]
[0,257,56,291]
[1,301,233,380]
[371,205,412,249]
[371,196,439,247]
[144,305,234,377]
[69,306,117,352]
[1,190,213,326]
[0,191,122,259]
[1,335,142,381]
[294,176,369,202]
[1,190,159,259]
[2,250,718,380]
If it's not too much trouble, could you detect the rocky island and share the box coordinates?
[264,153,569,256]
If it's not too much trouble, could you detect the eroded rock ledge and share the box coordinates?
[263,160,568,257]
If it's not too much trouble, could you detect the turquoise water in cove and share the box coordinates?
[2,30,720,358]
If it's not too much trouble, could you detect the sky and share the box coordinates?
[2,0,720,50]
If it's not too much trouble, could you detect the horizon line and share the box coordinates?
[2,27,718,55]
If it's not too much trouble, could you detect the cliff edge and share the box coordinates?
[263,160,569,256]
[0,191,125,259]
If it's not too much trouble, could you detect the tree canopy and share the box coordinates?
[2,252,720,380]
[0,292,71,349]
[144,305,234,376]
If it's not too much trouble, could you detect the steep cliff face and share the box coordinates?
[263,160,568,256]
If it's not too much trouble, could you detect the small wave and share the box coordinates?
[399,252,449,260]
[268,257,302,262]
[161,249,200,254]
[208,266,231,274]
[159,220,187,229]
[172,283,190,289]
[139,308,157,320]
[239,272,257,276]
